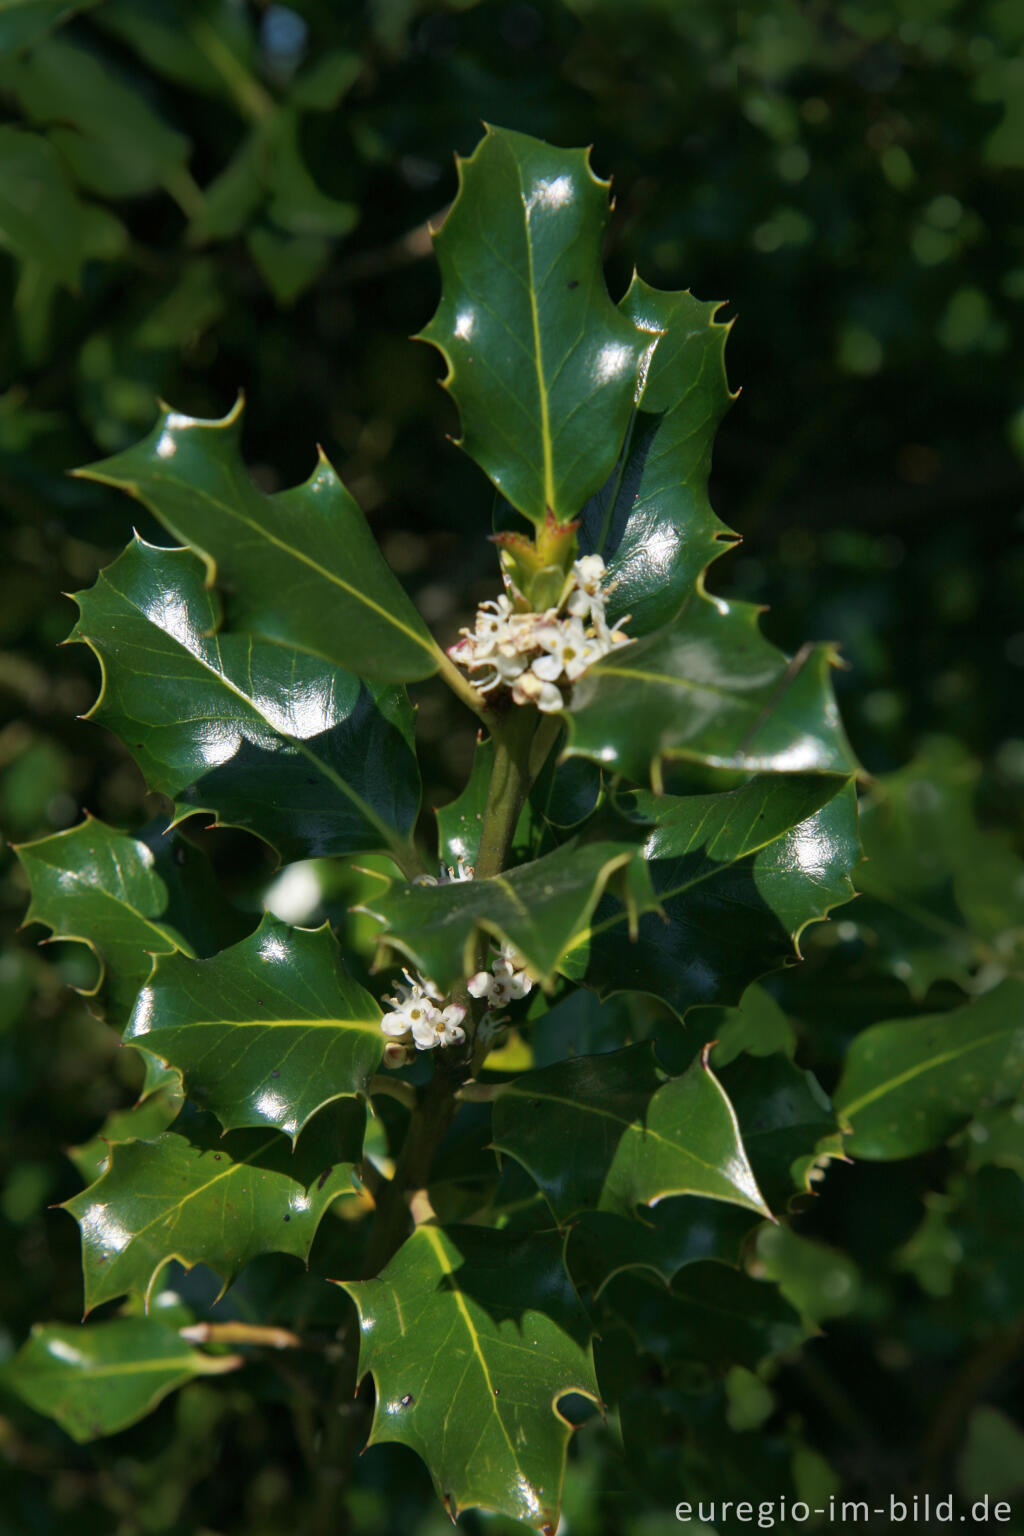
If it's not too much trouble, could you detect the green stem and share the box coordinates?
[474,706,538,879]
[433,644,491,724]
[362,1062,463,1278]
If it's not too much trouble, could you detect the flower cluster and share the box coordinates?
[468,942,534,1008]
[448,554,632,712]
[380,969,466,1064]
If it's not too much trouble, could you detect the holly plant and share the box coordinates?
[8,125,880,1529]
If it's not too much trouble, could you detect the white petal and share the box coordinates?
[531,654,563,682]
[411,1016,440,1049]
[467,972,494,999]
[535,681,565,713]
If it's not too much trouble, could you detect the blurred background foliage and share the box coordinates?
[1,1,1022,1532]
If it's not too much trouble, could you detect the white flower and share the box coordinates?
[573,554,607,594]
[532,617,598,682]
[511,670,564,712]
[449,550,630,711]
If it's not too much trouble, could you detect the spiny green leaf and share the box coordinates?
[63,1101,363,1312]
[73,400,438,684]
[125,915,383,1142]
[561,776,860,1017]
[492,1045,769,1224]
[341,1223,598,1529]
[566,1199,761,1296]
[834,979,1024,1160]
[606,1261,807,1370]
[14,815,192,1022]
[3,1317,241,1444]
[579,278,737,635]
[565,598,858,784]
[419,123,647,525]
[72,537,421,863]
[718,1052,843,1210]
[361,835,653,990]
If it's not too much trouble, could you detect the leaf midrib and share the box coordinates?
[839,1026,1020,1120]
[92,570,401,850]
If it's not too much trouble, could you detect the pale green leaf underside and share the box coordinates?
[4,1317,238,1444]
[835,978,1024,1159]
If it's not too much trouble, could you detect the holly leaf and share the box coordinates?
[717,1053,843,1209]
[418,124,646,525]
[71,537,421,863]
[341,1223,598,1529]
[492,1045,769,1225]
[125,915,383,1142]
[63,1101,364,1311]
[565,600,858,784]
[834,979,1024,1160]
[3,1318,241,1444]
[566,1199,761,1296]
[579,279,738,635]
[73,400,438,684]
[361,835,653,990]
[605,1261,807,1370]
[561,776,860,1017]
[14,815,192,1022]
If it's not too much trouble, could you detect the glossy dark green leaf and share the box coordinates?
[718,1052,843,1210]
[4,1318,241,1444]
[492,1045,769,1224]
[579,278,737,635]
[561,776,859,1017]
[361,835,653,990]
[834,979,1024,1159]
[126,915,382,1142]
[418,124,646,524]
[63,1101,363,1311]
[852,741,1024,997]
[565,597,858,784]
[14,815,192,1022]
[567,1199,761,1296]
[72,538,421,863]
[74,400,438,683]
[606,1261,807,1370]
[342,1223,598,1529]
